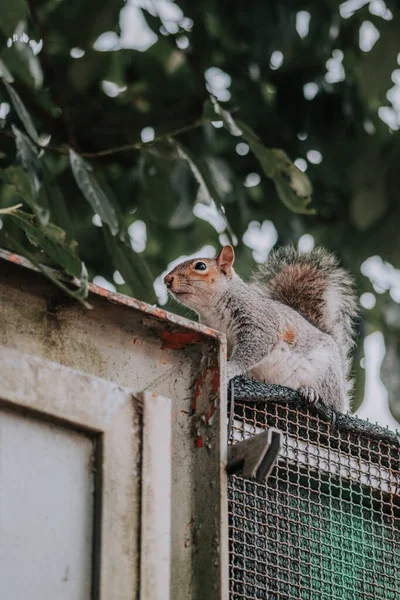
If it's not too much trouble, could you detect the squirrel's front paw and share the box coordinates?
[298,386,319,404]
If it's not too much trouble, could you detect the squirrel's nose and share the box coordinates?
[164,273,174,288]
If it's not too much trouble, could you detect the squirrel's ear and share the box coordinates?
[217,245,235,273]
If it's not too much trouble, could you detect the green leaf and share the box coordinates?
[2,42,44,89]
[2,208,90,307]
[172,140,213,205]
[69,149,119,235]
[3,80,39,143]
[3,231,91,309]
[10,210,83,279]
[204,96,243,136]
[0,0,27,38]
[168,198,194,228]
[205,157,235,203]
[0,58,14,83]
[12,126,46,217]
[103,226,156,304]
[205,97,315,215]
[40,156,75,241]
[139,148,182,225]
[272,149,315,214]
[1,165,49,224]
[238,120,315,214]
[12,126,42,192]
[73,262,89,302]
[169,162,196,228]
[40,221,68,245]
[43,176,75,240]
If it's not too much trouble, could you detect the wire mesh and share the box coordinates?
[228,380,400,600]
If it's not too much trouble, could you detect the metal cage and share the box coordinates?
[228,379,400,600]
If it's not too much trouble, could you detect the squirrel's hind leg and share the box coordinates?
[299,364,348,412]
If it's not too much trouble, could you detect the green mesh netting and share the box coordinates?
[228,379,400,600]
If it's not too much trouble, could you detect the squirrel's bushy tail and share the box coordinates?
[253,245,358,388]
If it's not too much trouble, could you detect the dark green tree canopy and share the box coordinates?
[1,0,400,416]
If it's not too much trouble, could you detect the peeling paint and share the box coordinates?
[192,372,204,414]
[160,330,205,350]
[183,520,193,549]
[195,435,204,448]
[7,253,24,265]
[191,361,220,417]
[210,363,220,394]
[205,404,216,426]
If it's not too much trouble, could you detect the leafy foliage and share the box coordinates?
[1,0,400,416]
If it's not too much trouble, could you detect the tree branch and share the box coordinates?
[1,116,209,158]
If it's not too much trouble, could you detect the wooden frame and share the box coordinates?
[0,345,171,600]
[139,391,172,600]
[1,250,228,600]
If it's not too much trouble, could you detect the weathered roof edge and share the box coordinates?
[0,248,225,344]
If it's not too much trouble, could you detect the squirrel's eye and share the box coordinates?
[194,261,207,271]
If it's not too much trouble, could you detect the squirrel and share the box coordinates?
[164,245,358,412]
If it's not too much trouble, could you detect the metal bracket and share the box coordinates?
[227,427,283,482]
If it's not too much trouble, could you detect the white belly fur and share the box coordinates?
[248,340,331,389]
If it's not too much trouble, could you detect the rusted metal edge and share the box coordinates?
[0,248,225,344]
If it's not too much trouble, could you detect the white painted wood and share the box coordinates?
[0,409,93,600]
[0,346,141,600]
[139,391,172,600]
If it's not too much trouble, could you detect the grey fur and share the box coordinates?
[252,246,358,395]
[165,246,358,413]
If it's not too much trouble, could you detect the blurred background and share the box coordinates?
[1,0,400,427]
